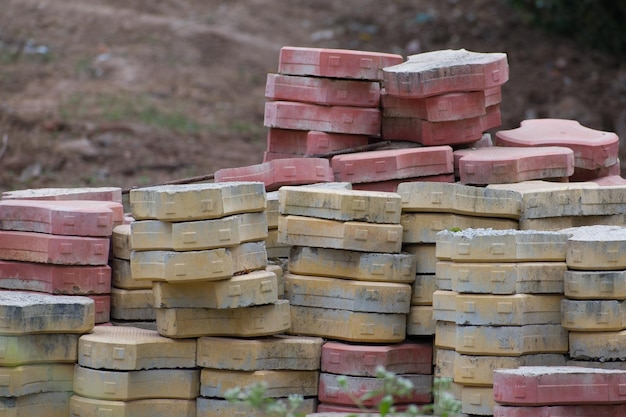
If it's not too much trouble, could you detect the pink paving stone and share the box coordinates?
[264,101,381,135]
[383,49,509,98]
[381,104,501,146]
[0,200,123,237]
[88,294,111,324]
[590,175,626,186]
[485,86,503,107]
[494,404,626,417]
[570,160,621,182]
[495,119,619,170]
[456,146,575,185]
[1,187,123,204]
[381,89,488,121]
[351,174,455,192]
[265,73,381,107]
[266,128,370,156]
[332,146,453,184]
[214,158,334,191]
[278,46,403,80]
[493,366,626,406]
[0,230,110,265]
[0,260,111,295]
[321,341,432,376]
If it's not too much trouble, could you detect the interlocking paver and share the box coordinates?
[381,89,488,121]
[2,187,122,203]
[350,173,455,193]
[411,273,436,305]
[406,305,435,336]
[69,396,196,417]
[110,288,155,321]
[569,330,626,361]
[111,258,152,290]
[200,369,318,398]
[266,128,369,156]
[565,269,626,300]
[561,299,626,331]
[462,385,494,415]
[0,333,79,365]
[196,397,317,417]
[111,224,131,260]
[0,391,71,417]
[0,363,74,397]
[564,225,626,271]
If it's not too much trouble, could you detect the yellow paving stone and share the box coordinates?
[73,365,199,400]
[401,212,517,244]
[411,274,436,305]
[0,291,94,335]
[131,212,268,251]
[397,181,522,219]
[565,270,626,300]
[0,333,79,365]
[455,324,569,356]
[432,290,457,323]
[111,258,152,290]
[229,241,268,273]
[288,305,405,343]
[487,180,626,219]
[435,228,568,262]
[519,214,624,231]
[448,261,566,294]
[196,335,323,370]
[129,182,266,221]
[561,299,626,331]
[462,386,494,416]
[283,273,411,313]
[278,186,402,224]
[69,396,196,417]
[152,269,278,309]
[564,225,626,271]
[266,263,285,297]
[0,363,74,397]
[77,325,196,370]
[287,246,416,283]
[434,320,457,350]
[196,397,318,417]
[406,305,435,336]
[130,248,234,283]
[265,228,291,258]
[111,224,132,260]
[278,215,403,253]
[435,260,454,291]
[156,300,291,338]
[569,330,626,361]
[434,347,455,379]
[404,243,437,274]
[0,391,71,417]
[453,352,566,386]
[110,288,155,321]
[266,191,279,228]
[200,369,319,398]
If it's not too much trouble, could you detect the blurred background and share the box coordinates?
[1,0,624,193]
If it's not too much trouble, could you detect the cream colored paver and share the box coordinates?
[565,269,626,300]
[404,243,437,274]
[519,214,624,231]
[0,391,71,417]
[111,258,152,290]
[461,386,494,416]
[110,288,155,321]
[69,396,196,417]
[569,330,626,361]
[411,274,436,305]
[0,363,73,397]
[564,225,626,271]
[561,299,626,331]
[196,397,317,417]
[0,333,79,365]
[200,369,319,398]
[406,305,435,336]
[111,224,131,260]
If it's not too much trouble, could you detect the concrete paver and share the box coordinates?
[196,397,317,417]
[493,404,626,417]
[69,396,196,417]
[0,363,73,397]
[200,368,319,398]
[564,225,626,271]
[0,333,79,365]
[381,89,488,121]
[411,273,436,305]
[111,224,131,260]
[266,128,369,156]
[565,269,626,300]
[0,391,71,417]
[110,288,155,321]
[2,187,122,204]
[561,299,626,331]
[569,330,626,361]
[406,305,435,336]
[111,258,152,290]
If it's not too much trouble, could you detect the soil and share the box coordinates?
[1,0,625,195]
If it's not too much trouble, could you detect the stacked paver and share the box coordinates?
[492,366,626,416]
[277,185,433,412]
[433,228,571,415]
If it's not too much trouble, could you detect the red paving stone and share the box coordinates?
[383,49,509,97]
[321,341,432,376]
[493,366,626,406]
[381,104,501,146]
[266,128,369,156]
[485,86,503,107]
[278,46,403,80]
[351,173,455,192]
[0,260,111,295]
[0,230,110,265]
[0,200,122,237]
[214,158,334,191]
[264,101,381,135]
[1,187,123,204]
[494,404,626,417]
[496,119,619,170]
[456,146,575,185]
[590,175,626,186]
[332,146,453,184]
[381,89,488,121]
[570,161,621,182]
[265,73,380,107]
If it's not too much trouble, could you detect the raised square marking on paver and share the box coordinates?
[462,385,495,415]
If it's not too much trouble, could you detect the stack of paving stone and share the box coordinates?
[433,228,571,416]
[277,185,433,412]
[560,225,626,370]
[71,325,198,416]
[397,182,522,346]
[0,291,94,416]
[0,197,123,324]
[263,46,403,162]
[492,366,626,416]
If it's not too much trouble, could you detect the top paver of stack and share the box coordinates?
[0,200,123,237]
[561,225,626,271]
[382,49,508,98]
[488,180,626,219]
[278,46,403,80]
[2,187,123,204]
[495,119,619,170]
[278,186,402,224]
[129,182,266,221]
[436,228,570,262]
[397,181,521,219]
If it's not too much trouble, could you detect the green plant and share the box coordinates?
[224,366,461,417]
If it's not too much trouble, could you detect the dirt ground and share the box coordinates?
[1,0,625,195]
